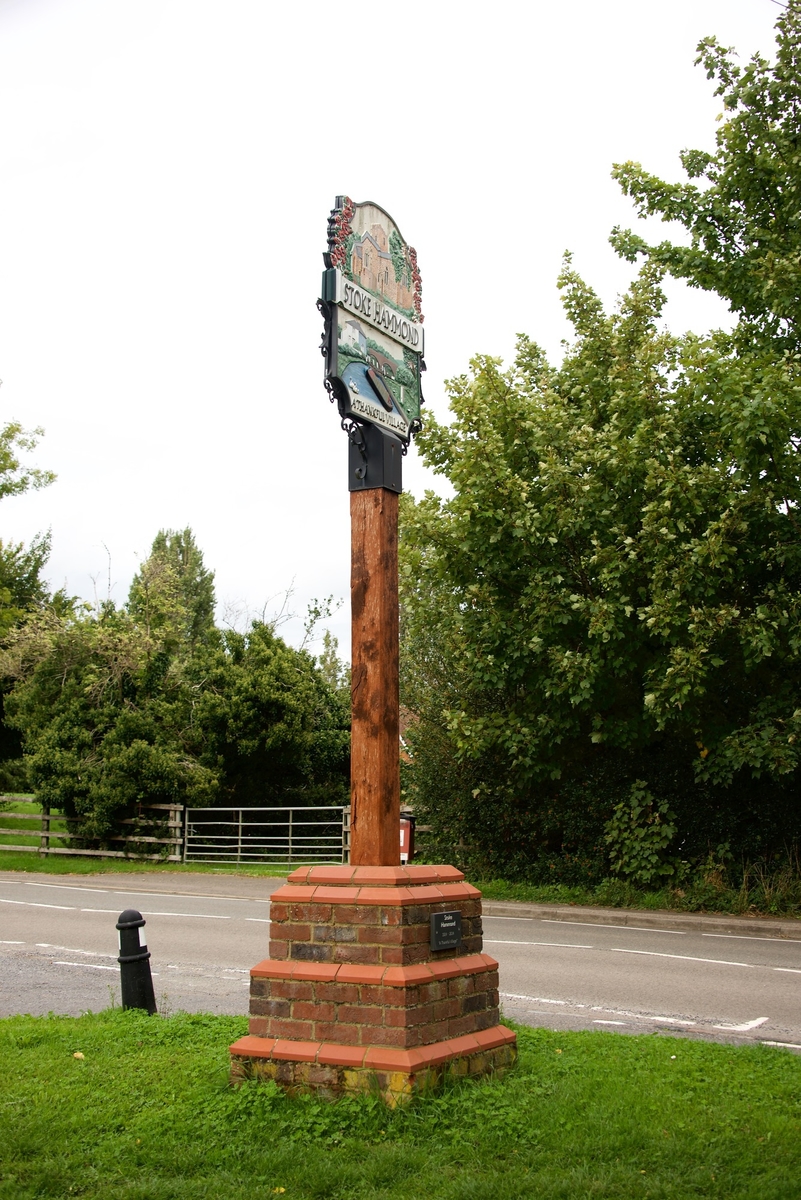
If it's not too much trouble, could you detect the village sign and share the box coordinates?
[319,196,425,467]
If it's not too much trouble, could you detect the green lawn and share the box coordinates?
[0,1011,798,1199]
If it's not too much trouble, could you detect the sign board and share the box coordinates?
[430,910,462,951]
[320,196,424,445]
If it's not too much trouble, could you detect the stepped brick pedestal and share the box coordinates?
[229,864,517,1104]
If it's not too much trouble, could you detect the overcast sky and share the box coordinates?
[0,0,781,654]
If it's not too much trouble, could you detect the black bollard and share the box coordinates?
[116,909,157,1014]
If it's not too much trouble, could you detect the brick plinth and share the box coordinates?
[231,864,517,1101]
[230,1026,518,1106]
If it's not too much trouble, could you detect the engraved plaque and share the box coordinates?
[430,910,462,951]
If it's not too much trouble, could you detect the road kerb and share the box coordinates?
[482,901,801,940]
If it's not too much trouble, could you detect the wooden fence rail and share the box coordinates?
[0,800,363,864]
[0,799,183,861]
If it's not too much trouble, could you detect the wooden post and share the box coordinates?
[39,804,50,857]
[349,487,400,866]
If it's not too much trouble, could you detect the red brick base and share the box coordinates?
[230,1026,518,1105]
[230,864,517,1101]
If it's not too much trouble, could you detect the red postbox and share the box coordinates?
[399,814,416,864]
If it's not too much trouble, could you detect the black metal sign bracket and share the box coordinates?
[347,421,403,494]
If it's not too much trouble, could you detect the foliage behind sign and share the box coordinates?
[398,6,801,880]
[399,261,801,878]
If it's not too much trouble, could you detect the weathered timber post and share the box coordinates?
[350,486,400,865]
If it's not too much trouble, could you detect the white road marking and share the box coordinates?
[0,940,24,944]
[501,993,568,1005]
[594,1019,626,1025]
[54,961,118,972]
[482,915,537,921]
[501,991,698,1026]
[245,918,271,923]
[713,1017,769,1032]
[542,919,686,936]
[9,878,271,906]
[774,967,801,975]
[24,882,109,893]
[703,932,801,944]
[6,880,274,907]
[106,887,272,904]
[484,940,594,949]
[761,1041,801,1051]
[610,948,753,968]
[36,944,116,958]
[9,896,233,919]
[142,911,230,919]
[644,1016,697,1026]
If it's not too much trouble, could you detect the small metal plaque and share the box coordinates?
[430,910,462,951]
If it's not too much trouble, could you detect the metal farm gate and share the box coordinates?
[183,805,350,865]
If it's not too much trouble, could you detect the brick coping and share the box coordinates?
[250,951,499,986]
[271,880,480,906]
[230,1024,516,1073]
[286,865,465,886]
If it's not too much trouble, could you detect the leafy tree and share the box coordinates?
[610,0,801,354]
[0,421,55,501]
[317,629,350,696]
[194,623,349,809]
[0,534,67,790]
[0,423,57,642]
[400,260,801,877]
[1,583,218,838]
[0,530,349,835]
[400,7,801,879]
[0,421,56,790]
[604,781,678,886]
[128,527,215,648]
[0,534,52,641]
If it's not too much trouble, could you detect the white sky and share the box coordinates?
[0,0,781,654]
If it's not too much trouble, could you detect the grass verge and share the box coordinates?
[0,1009,799,1199]
[474,876,801,920]
[2,853,800,920]
[2,797,799,917]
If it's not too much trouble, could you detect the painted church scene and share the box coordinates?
[348,223,415,313]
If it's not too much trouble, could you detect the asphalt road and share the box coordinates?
[1,871,799,1051]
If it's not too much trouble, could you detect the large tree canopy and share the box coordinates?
[400,261,801,876]
[400,6,801,879]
